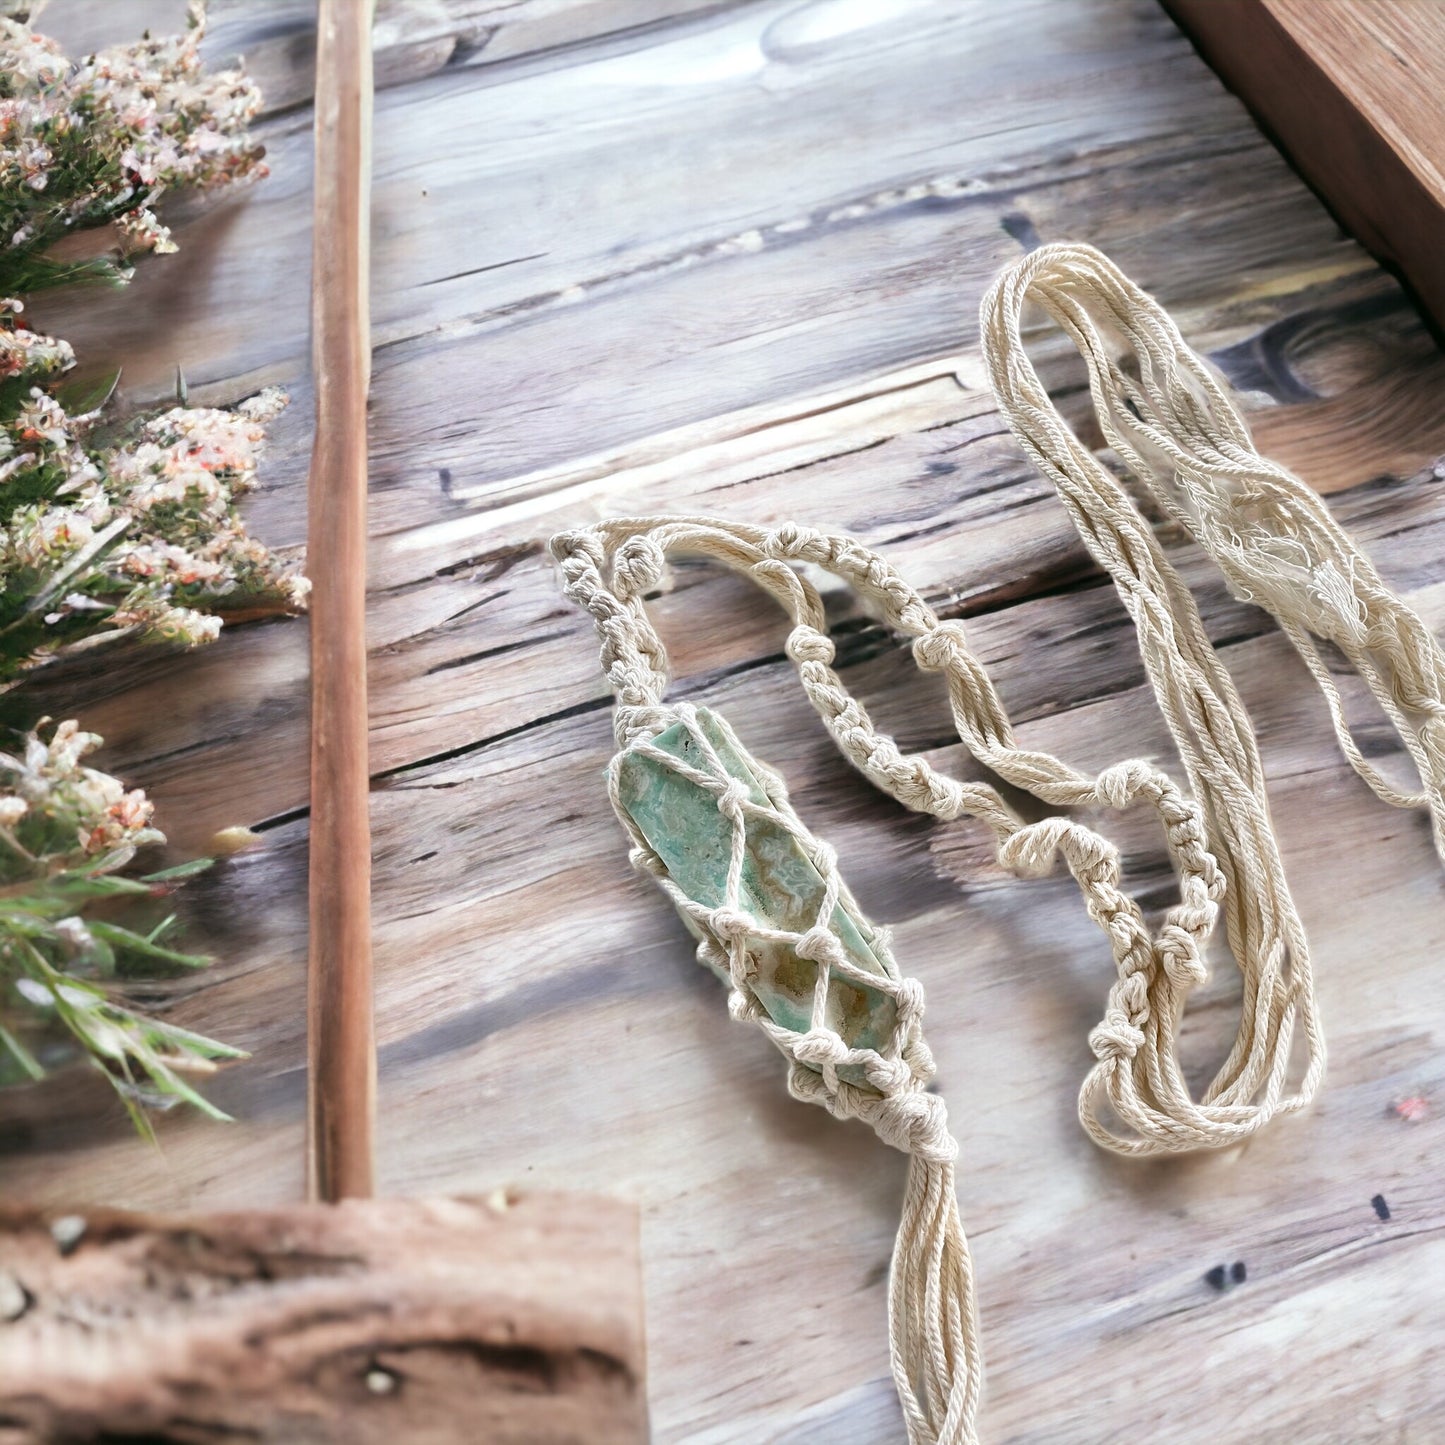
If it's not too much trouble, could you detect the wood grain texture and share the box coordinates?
[1166,0,1445,333]
[0,1193,647,1444]
[2,3,1444,1443]
[307,0,377,1204]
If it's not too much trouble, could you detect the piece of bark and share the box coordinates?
[0,1193,647,1444]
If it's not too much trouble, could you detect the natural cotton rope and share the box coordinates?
[551,509,1313,1441]
[549,244,1440,1441]
[556,514,1317,1159]
[983,242,1445,862]
[552,523,985,1444]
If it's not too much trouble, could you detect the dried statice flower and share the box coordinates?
[0,718,243,1131]
[0,315,306,680]
[0,2,266,293]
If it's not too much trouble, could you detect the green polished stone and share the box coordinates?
[613,708,897,1073]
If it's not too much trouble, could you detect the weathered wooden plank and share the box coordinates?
[4,2,1444,1442]
[35,0,725,108]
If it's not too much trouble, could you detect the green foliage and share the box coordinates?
[0,720,243,1131]
[0,2,266,295]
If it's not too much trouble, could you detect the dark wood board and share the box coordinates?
[1166,0,1445,334]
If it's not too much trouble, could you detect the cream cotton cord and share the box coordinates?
[553,520,989,1443]
[555,507,1299,1443]
[549,244,1439,1442]
[983,242,1445,861]
[556,513,1318,1150]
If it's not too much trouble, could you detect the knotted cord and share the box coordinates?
[553,506,1308,1442]
[983,242,1445,861]
[548,242,1440,1441]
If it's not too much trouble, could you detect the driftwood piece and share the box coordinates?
[0,1194,647,1444]
[5,2,1445,1441]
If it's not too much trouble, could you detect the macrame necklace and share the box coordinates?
[550,244,1444,1444]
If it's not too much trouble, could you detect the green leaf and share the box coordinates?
[0,1023,43,1080]
[88,917,210,970]
[55,366,122,418]
[0,252,132,296]
[141,857,215,884]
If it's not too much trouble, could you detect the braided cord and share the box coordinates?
[554,517,1314,1157]
[544,241,1439,1441]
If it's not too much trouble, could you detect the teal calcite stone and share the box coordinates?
[612,708,898,1076]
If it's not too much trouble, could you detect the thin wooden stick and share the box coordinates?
[307,0,375,1203]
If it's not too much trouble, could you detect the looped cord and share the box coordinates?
[981,241,1445,861]
[547,242,1432,1440]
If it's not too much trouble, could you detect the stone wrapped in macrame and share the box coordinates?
[553,526,984,1445]
[611,702,954,1163]
[551,492,1322,1445]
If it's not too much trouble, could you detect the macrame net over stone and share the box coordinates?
[611,702,956,1165]
[554,524,985,1444]
[608,703,981,1445]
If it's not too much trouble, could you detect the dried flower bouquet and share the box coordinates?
[0,4,302,1127]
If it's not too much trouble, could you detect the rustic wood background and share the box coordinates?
[5,2,1444,1441]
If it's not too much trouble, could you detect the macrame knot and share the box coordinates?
[793,1028,847,1070]
[786,625,835,666]
[710,907,756,944]
[765,521,819,559]
[727,987,761,1023]
[911,623,966,673]
[864,1054,914,1096]
[804,838,837,877]
[611,535,666,600]
[892,975,926,1027]
[894,595,934,635]
[1093,758,1157,810]
[1088,1010,1145,1064]
[871,1088,958,1164]
[1157,922,1207,986]
[795,925,843,966]
[548,528,605,570]
[716,778,750,821]
[616,683,662,716]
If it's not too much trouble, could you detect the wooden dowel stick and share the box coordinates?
[306,0,376,1203]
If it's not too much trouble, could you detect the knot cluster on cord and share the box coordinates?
[556,512,1315,1160]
